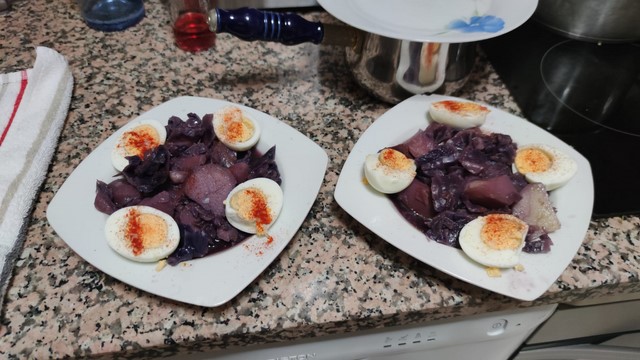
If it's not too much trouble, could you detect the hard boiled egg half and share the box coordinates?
[213,106,261,151]
[105,205,180,262]
[364,148,417,194]
[111,119,167,172]
[514,144,578,191]
[459,214,529,268]
[428,100,490,129]
[224,178,283,235]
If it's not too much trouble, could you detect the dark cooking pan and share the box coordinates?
[207,7,477,104]
[534,0,640,43]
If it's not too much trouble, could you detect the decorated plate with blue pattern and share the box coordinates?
[318,0,538,43]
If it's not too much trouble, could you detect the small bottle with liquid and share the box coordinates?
[170,0,216,52]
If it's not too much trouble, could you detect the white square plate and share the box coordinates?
[334,94,593,301]
[47,96,328,307]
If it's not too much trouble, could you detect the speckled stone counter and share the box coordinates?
[1,1,639,359]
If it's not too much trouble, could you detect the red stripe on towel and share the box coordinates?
[0,70,29,147]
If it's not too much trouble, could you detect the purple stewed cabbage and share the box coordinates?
[388,122,556,253]
[94,113,282,265]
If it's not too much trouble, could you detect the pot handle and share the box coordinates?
[208,7,324,45]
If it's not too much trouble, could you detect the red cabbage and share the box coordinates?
[388,122,550,252]
[94,113,282,265]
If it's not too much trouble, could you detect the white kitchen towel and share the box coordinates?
[0,47,73,306]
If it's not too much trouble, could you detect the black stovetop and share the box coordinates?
[481,21,640,218]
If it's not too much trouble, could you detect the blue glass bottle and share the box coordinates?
[79,0,145,32]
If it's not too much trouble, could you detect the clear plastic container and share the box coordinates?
[79,0,145,32]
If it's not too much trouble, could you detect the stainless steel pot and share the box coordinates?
[345,35,476,104]
[207,8,476,103]
[534,0,640,43]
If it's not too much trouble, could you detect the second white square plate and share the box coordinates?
[335,94,593,301]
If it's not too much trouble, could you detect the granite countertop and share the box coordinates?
[1,1,639,359]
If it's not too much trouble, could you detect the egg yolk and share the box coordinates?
[436,100,489,116]
[122,124,161,158]
[480,214,526,251]
[124,209,168,256]
[379,148,414,171]
[229,187,272,235]
[485,267,502,278]
[219,108,255,143]
[515,148,552,173]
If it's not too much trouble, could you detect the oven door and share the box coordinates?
[514,297,640,360]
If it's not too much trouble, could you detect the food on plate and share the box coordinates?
[364,148,417,194]
[385,122,529,250]
[459,214,528,268]
[105,205,180,262]
[213,106,261,151]
[224,178,283,235]
[463,175,522,209]
[428,99,490,129]
[111,119,167,172]
[514,144,577,191]
[95,112,282,266]
[485,267,502,277]
[183,163,237,216]
[368,100,575,265]
[512,183,561,233]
